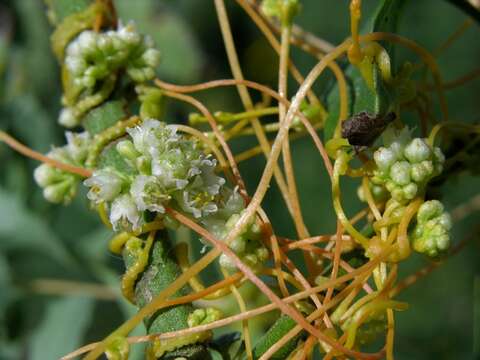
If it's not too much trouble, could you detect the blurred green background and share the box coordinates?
[0,0,479,359]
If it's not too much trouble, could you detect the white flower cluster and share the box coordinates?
[84,119,224,230]
[371,129,445,203]
[34,131,91,204]
[83,119,268,271]
[412,200,451,257]
[65,22,160,90]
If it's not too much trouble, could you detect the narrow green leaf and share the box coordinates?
[0,189,72,265]
[29,296,95,360]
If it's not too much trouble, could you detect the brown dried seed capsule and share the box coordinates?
[341,111,396,150]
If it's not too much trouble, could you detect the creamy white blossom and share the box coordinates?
[84,169,123,203]
[109,194,143,231]
[130,175,169,213]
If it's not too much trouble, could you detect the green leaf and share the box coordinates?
[0,188,72,266]
[83,100,128,136]
[29,296,95,360]
[252,315,302,360]
[323,0,405,141]
[44,0,92,24]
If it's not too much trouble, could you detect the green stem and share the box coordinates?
[123,231,210,359]
[189,107,278,125]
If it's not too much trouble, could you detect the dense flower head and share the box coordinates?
[371,128,444,203]
[81,118,269,271]
[412,200,451,257]
[65,22,160,91]
[34,131,91,204]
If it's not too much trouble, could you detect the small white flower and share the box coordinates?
[142,48,161,67]
[374,147,397,171]
[76,30,98,52]
[117,22,141,45]
[34,164,59,187]
[65,131,90,164]
[109,194,143,231]
[404,138,431,163]
[84,169,123,203]
[390,161,411,186]
[127,119,162,155]
[130,175,169,213]
[58,108,78,128]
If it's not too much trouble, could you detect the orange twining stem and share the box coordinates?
[0,131,92,178]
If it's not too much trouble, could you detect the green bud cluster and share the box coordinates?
[187,307,222,328]
[411,200,451,257]
[65,22,160,90]
[59,22,160,128]
[34,131,91,204]
[203,210,268,273]
[83,118,268,271]
[371,129,445,203]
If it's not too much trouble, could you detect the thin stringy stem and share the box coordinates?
[0,131,92,177]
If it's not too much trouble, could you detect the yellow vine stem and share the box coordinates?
[109,232,130,255]
[386,308,395,360]
[85,115,140,168]
[260,268,304,291]
[220,267,253,360]
[155,77,334,178]
[0,131,92,177]
[279,23,307,235]
[428,121,480,146]
[87,38,351,360]
[433,18,473,58]
[235,0,325,113]
[166,208,380,359]
[257,254,390,360]
[175,243,235,300]
[235,0,348,147]
[66,245,392,359]
[332,151,371,248]
[214,0,297,218]
[322,221,344,325]
[391,198,423,262]
[256,204,291,301]
[121,231,156,304]
[97,202,112,229]
[278,19,317,281]
[348,0,364,65]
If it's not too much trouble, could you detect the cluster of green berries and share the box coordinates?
[412,200,451,257]
[59,22,160,128]
[65,22,160,89]
[33,131,90,204]
[371,129,445,204]
[82,119,268,271]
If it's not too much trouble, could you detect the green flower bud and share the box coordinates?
[390,161,411,185]
[374,147,397,171]
[404,138,431,163]
[43,179,77,204]
[412,200,451,257]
